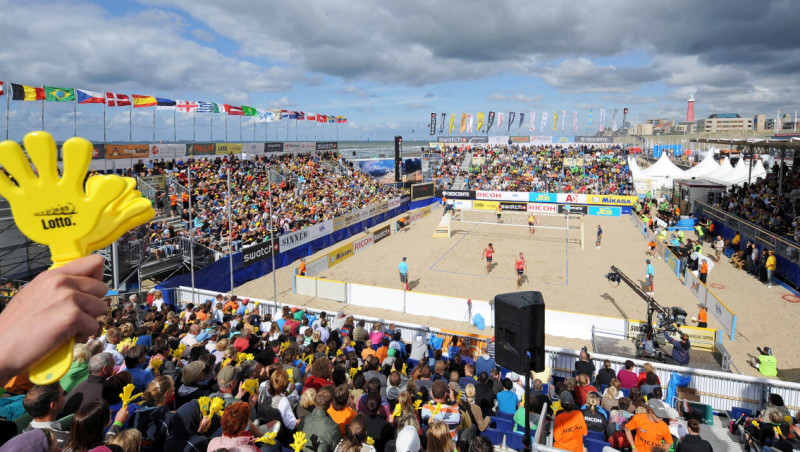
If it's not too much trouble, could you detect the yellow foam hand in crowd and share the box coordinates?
[349,367,358,380]
[236,353,254,366]
[0,132,154,385]
[281,341,292,352]
[149,356,163,374]
[414,400,422,410]
[303,354,314,364]
[208,397,225,418]
[286,368,295,384]
[392,403,402,418]
[171,344,186,360]
[431,402,443,417]
[197,396,211,417]
[116,337,135,352]
[291,431,308,452]
[255,431,278,445]
[222,358,232,368]
[120,384,142,408]
[241,378,259,396]
[366,437,375,446]
[457,390,463,402]
[551,400,562,414]
[325,346,330,355]
[401,363,407,376]
[336,349,344,357]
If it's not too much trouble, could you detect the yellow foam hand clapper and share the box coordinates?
[149,356,163,375]
[236,353,254,366]
[0,131,154,385]
[120,384,142,408]
[241,378,259,396]
[431,402,442,417]
[286,368,295,385]
[255,431,278,445]
[401,363,407,376]
[392,403,402,418]
[172,344,186,360]
[197,396,211,417]
[208,397,225,418]
[413,400,422,410]
[291,431,308,452]
[366,437,375,446]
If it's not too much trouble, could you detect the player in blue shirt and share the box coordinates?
[399,257,409,290]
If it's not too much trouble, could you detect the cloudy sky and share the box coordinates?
[1,0,798,142]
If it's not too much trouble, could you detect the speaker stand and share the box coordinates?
[523,351,532,452]
[462,300,473,325]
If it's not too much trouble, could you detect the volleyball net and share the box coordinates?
[453,208,584,249]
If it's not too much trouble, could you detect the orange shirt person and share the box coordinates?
[625,400,673,452]
[553,400,587,452]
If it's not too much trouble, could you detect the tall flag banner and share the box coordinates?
[132,95,157,108]
[242,106,258,116]
[327,115,335,123]
[573,111,578,132]
[459,113,467,133]
[44,86,75,102]
[336,116,347,123]
[11,83,45,101]
[498,112,504,129]
[776,110,782,131]
[476,112,484,132]
[176,100,198,113]
[541,111,547,130]
[518,112,524,131]
[611,108,619,131]
[0,81,4,96]
[156,97,176,110]
[530,111,536,132]
[429,113,437,135]
[622,107,628,130]
[306,112,316,121]
[288,111,298,119]
[296,111,305,120]
[507,112,515,132]
[552,112,557,131]
[448,114,455,134]
[561,110,566,132]
[105,92,131,107]
[467,114,474,133]
[439,113,446,133]
[224,104,244,116]
[486,111,496,133]
[315,112,325,122]
[196,102,219,113]
[588,109,593,127]
[256,109,275,123]
[599,108,606,132]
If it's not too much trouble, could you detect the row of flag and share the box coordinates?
[0,81,346,124]
[429,108,629,135]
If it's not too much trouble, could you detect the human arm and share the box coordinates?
[0,255,108,386]
[278,395,298,430]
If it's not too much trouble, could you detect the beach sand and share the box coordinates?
[236,203,800,381]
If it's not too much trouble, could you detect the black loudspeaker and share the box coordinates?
[394,136,402,182]
[494,291,545,373]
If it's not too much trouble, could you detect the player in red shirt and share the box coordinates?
[515,252,528,288]
[482,243,495,274]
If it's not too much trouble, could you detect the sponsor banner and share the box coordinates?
[473,200,499,211]
[528,203,559,213]
[531,136,552,145]
[90,143,105,160]
[316,141,338,151]
[551,135,574,144]
[186,143,216,156]
[214,142,242,154]
[378,200,389,212]
[475,191,528,202]
[664,248,682,278]
[563,157,584,167]
[242,240,278,267]
[454,200,472,210]
[436,136,489,144]
[352,234,374,255]
[140,175,166,189]
[411,182,434,200]
[685,270,736,339]
[588,206,621,217]
[633,179,653,195]
[436,189,475,200]
[627,320,717,351]
[574,135,614,144]
[488,136,508,145]
[529,192,557,203]
[328,242,354,267]
[510,136,530,143]
[558,204,588,215]
[586,195,639,206]
[105,144,149,159]
[305,256,329,277]
[500,202,527,212]
[279,219,333,252]
[372,225,391,244]
[283,142,316,153]
[265,142,284,153]
[388,197,403,210]
[421,206,431,216]
[241,142,264,153]
[557,193,586,204]
[149,144,183,159]
[409,210,423,223]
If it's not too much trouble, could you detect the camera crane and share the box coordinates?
[606,265,687,361]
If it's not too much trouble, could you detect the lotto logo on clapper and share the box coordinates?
[35,203,78,230]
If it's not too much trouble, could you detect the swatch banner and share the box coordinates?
[507,112,515,132]
[486,112,496,133]
[242,240,278,267]
[518,112,525,131]
[316,142,338,150]
[430,113,437,135]
[436,136,488,143]
[439,113,446,133]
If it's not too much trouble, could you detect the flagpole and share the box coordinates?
[253,116,256,141]
[103,101,107,144]
[5,90,9,140]
[41,99,45,130]
[225,113,228,142]
[129,103,132,143]
[73,97,77,137]
[239,115,243,142]
[227,166,234,294]
[152,106,156,143]
[173,109,176,143]
[193,111,196,143]
[188,165,195,292]
[295,118,297,141]
[268,169,278,309]
[211,113,214,142]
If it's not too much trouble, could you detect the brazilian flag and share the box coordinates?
[44,86,76,102]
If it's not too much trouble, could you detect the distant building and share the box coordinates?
[633,123,654,135]
[700,113,752,133]
[753,114,766,132]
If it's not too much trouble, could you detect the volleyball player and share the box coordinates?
[528,212,538,235]
[515,252,528,288]
[482,243,495,274]
[496,205,503,223]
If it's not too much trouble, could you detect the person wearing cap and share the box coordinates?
[645,259,654,292]
[398,257,409,291]
[749,347,778,377]
[624,399,674,452]
[553,391,587,452]
[236,298,250,316]
[209,365,243,407]
[765,250,777,287]
[691,304,708,328]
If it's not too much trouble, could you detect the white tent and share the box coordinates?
[701,156,733,181]
[681,152,720,178]
[628,156,645,179]
[636,153,687,190]
[722,159,767,186]
[708,158,748,185]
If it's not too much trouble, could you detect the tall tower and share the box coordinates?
[686,93,695,122]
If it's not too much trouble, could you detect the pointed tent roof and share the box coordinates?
[640,153,686,178]
[723,159,768,186]
[710,158,748,185]
[628,156,645,179]
[702,156,733,181]
[682,152,720,178]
